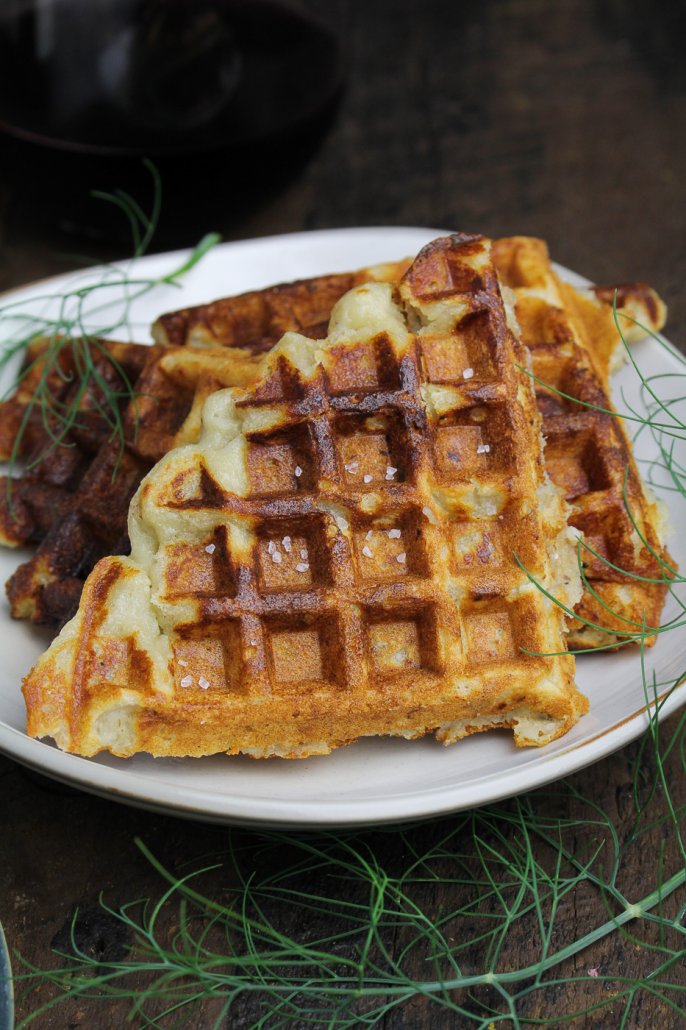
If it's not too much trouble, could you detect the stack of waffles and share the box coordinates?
[1,233,671,758]
[0,263,407,626]
[0,338,263,624]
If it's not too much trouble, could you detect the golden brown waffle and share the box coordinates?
[151,261,411,351]
[0,338,260,625]
[23,234,587,758]
[492,236,672,648]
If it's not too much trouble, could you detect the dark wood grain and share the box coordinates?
[1,1,684,1027]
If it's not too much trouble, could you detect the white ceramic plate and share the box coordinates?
[1,227,684,828]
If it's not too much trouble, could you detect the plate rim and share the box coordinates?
[1,225,684,828]
[3,681,684,829]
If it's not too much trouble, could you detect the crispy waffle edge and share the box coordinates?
[492,236,674,650]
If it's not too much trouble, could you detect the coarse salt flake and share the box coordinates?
[463,367,474,379]
[362,545,373,558]
[476,443,490,454]
[272,551,282,564]
[396,552,407,564]
[300,548,308,559]
[198,677,210,690]
[282,536,292,552]
[294,465,303,477]
[365,529,373,540]
[178,658,188,668]
[267,540,276,555]
[385,466,397,480]
[363,474,373,483]
[345,461,359,473]
[295,562,309,573]
[388,528,401,539]
[204,543,216,554]
[180,675,193,688]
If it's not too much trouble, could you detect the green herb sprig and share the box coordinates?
[515,308,686,654]
[10,668,686,1028]
[0,160,220,491]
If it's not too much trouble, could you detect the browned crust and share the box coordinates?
[151,263,411,351]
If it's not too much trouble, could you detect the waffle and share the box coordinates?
[151,260,411,351]
[492,236,672,648]
[0,338,261,625]
[589,281,667,376]
[22,234,587,758]
[2,243,667,637]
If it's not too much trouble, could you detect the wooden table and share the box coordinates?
[1,2,685,1026]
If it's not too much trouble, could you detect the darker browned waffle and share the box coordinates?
[1,339,188,624]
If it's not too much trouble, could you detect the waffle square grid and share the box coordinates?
[23,235,587,757]
[493,236,671,647]
[129,242,572,725]
[154,316,538,700]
